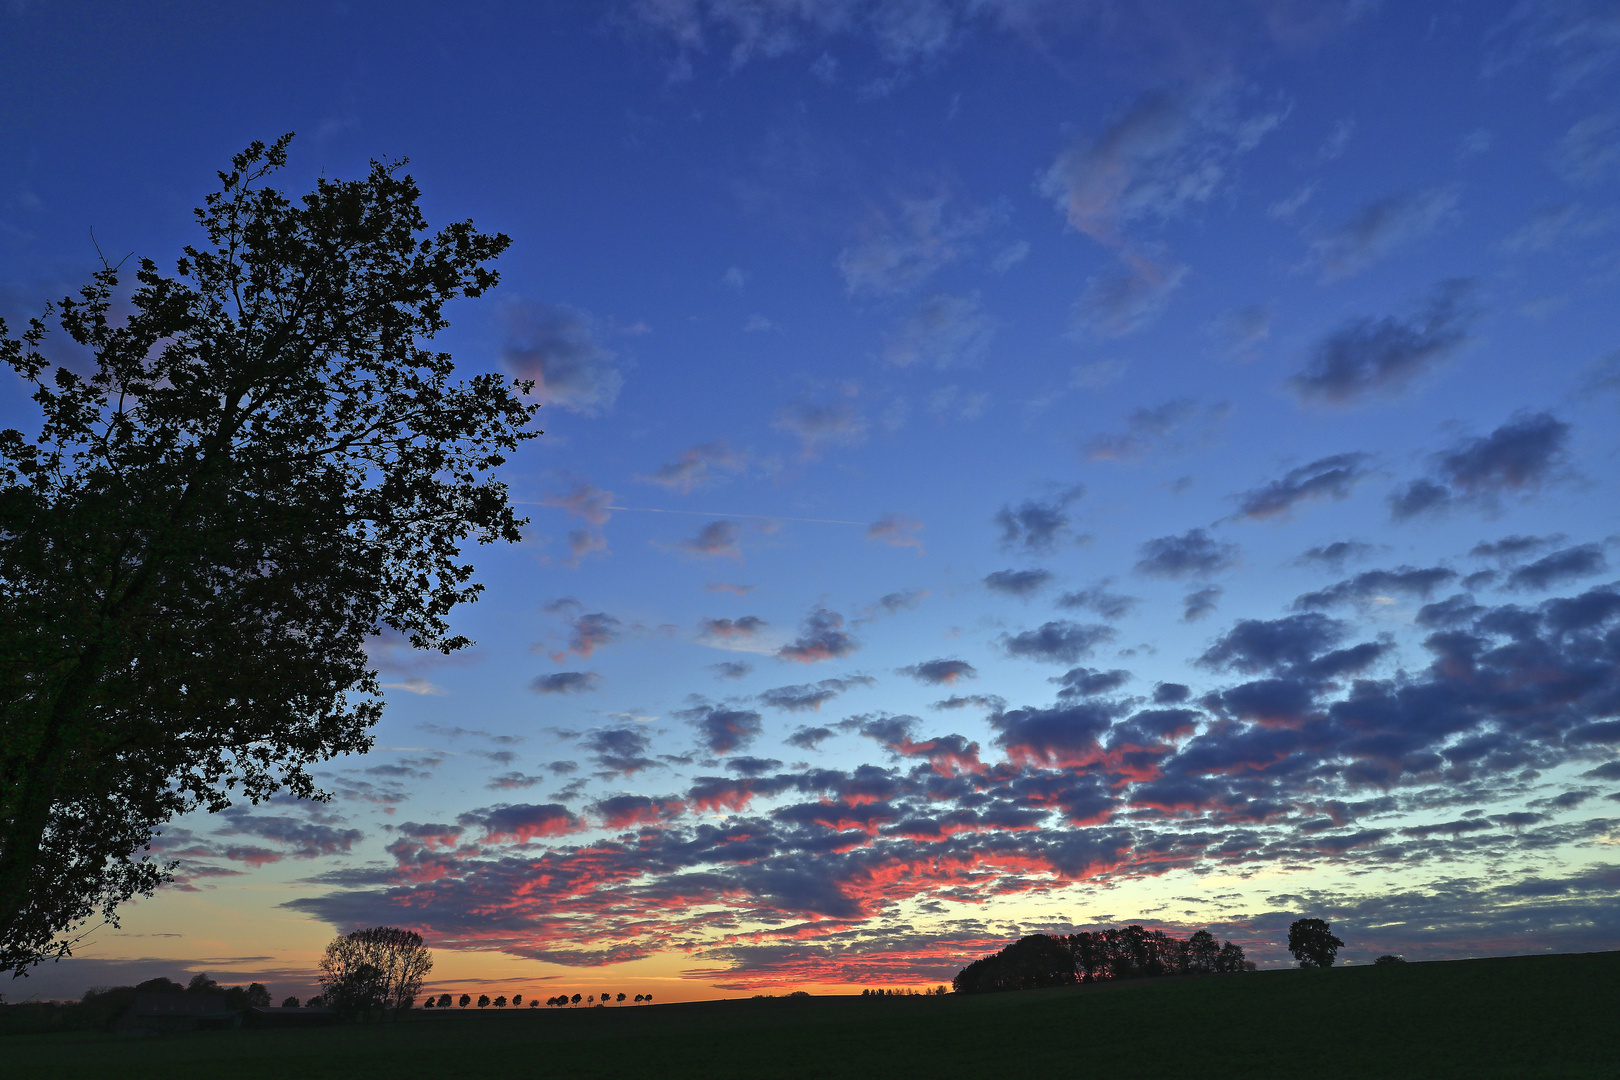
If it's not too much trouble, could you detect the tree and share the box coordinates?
[282,996,300,1008]
[616,992,625,1003]
[1287,919,1344,968]
[320,927,433,1019]
[528,999,538,1008]
[512,993,522,1006]
[423,996,435,1008]
[477,994,490,1008]
[245,982,271,1008]
[437,993,452,1008]
[306,995,325,1008]
[493,995,506,1008]
[643,994,652,1004]
[571,994,581,1006]
[458,994,470,1009]
[187,973,221,994]
[1187,930,1220,974]
[0,134,537,975]
[1216,941,1246,973]
[1374,954,1406,965]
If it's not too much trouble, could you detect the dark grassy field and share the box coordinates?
[9,951,1618,1079]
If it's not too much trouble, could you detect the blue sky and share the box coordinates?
[3,0,1618,1001]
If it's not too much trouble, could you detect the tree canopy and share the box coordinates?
[319,926,433,1018]
[1287,919,1345,968]
[954,927,1251,994]
[0,134,538,974]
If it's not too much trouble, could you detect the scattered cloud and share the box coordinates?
[547,610,625,662]
[1056,581,1138,620]
[1135,529,1240,578]
[1001,620,1116,664]
[897,659,977,685]
[983,568,1054,598]
[778,608,860,663]
[1306,186,1460,281]
[1182,586,1223,621]
[867,514,925,552]
[1390,411,1572,520]
[1230,453,1371,520]
[776,398,869,460]
[678,702,765,754]
[759,675,875,712]
[839,196,1003,297]
[1553,112,1620,185]
[530,671,603,694]
[1291,280,1475,405]
[994,487,1085,554]
[883,292,995,368]
[637,441,749,493]
[1506,543,1609,591]
[673,520,743,559]
[500,301,623,415]
[1085,399,1229,461]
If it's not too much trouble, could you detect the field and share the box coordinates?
[9,952,1618,1079]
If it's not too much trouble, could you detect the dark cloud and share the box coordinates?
[897,659,977,685]
[592,795,685,830]
[1056,581,1138,620]
[1294,566,1459,610]
[581,727,660,776]
[726,756,784,777]
[1001,621,1116,664]
[778,608,859,663]
[213,810,364,859]
[983,568,1054,597]
[1507,544,1609,591]
[1135,529,1240,578]
[786,726,836,750]
[699,615,768,641]
[1050,667,1132,699]
[930,693,1006,712]
[1197,613,1349,675]
[1471,534,1563,560]
[993,488,1084,554]
[1231,453,1371,520]
[1182,586,1223,622]
[530,671,602,694]
[499,302,622,415]
[991,701,1117,769]
[1154,682,1192,704]
[1391,413,1572,520]
[855,589,930,623]
[456,803,581,844]
[679,703,765,754]
[1291,279,1474,404]
[710,661,754,680]
[759,676,874,712]
[675,520,742,559]
[548,610,624,661]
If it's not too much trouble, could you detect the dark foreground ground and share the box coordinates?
[9,951,1618,1079]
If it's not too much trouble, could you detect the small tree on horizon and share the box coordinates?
[458,994,470,1008]
[493,995,506,1008]
[438,993,452,1008]
[1287,919,1345,968]
[571,993,581,1006]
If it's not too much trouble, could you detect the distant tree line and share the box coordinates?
[953,927,1251,994]
[416,990,656,1008]
[861,986,949,997]
[0,972,274,1034]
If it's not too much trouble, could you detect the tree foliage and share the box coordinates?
[0,134,537,974]
[1287,918,1345,969]
[318,926,433,1019]
[954,926,1250,994]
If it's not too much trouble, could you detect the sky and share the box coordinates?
[3,0,1619,1004]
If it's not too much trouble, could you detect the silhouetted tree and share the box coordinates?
[1216,941,1247,973]
[282,996,299,1008]
[644,994,652,1003]
[634,994,644,1003]
[953,934,1077,994]
[0,137,537,976]
[1287,919,1344,968]
[1374,954,1406,965]
[423,996,435,1008]
[319,927,433,1020]
[512,993,522,1006]
[1188,930,1220,974]
[571,993,581,1006]
[459,994,470,1008]
[616,992,626,1003]
[245,982,271,1008]
[187,973,221,994]
[305,995,325,1008]
[477,994,490,1008]
[438,993,452,1008]
[529,999,538,1008]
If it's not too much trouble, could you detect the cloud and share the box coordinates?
[1553,110,1620,174]
[1040,84,1285,246]
[530,671,602,694]
[776,398,869,459]
[1506,544,1609,591]
[786,726,836,750]
[1391,412,1572,520]
[1084,399,1228,461]
[637,441,748,493]
[1001,620,1116,664]
[1231,453,1371,520]
[1050,666,1132,699]
[541,483,615,565]
[1182,586,1223,622]
[778,608,860,663]
[1135,529,1240,579]
[867,514,925,552]
[983,568,1054,598]
[581,727,660,776]
[1486,0,1620,97]
[1076,255,1189,337]
[1056,581,1138,620]
[500,301,623,415]
[699,615,768,642]
[1296,540,1375,568]
[839,196,1003,296]
[457,803,582,844]
[759,676,874,712]
[1294,567,1459,610]
[853,589,930,624]
[883,292,995,368]
[679,703,765,754]
[674,520,743,559]
[897,659,977,685]
[1212,305,1271,359]
[1472,534,1564,561]
[548,611,624,662]
[993,487,1084,554]
[213,809,365,859]
[592,795,687,830]
[382,678,448,696]
[1291,280,1475,405]
[1305,186,1460,281]
[710,660,754,680]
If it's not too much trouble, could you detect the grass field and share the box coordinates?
[9,951,1618,1079]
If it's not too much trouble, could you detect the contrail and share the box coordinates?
[514,499,866,526]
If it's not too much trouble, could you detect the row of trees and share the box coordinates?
[861,987,949,997]
[417,991,657,1008]
[953,927,1251,994]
